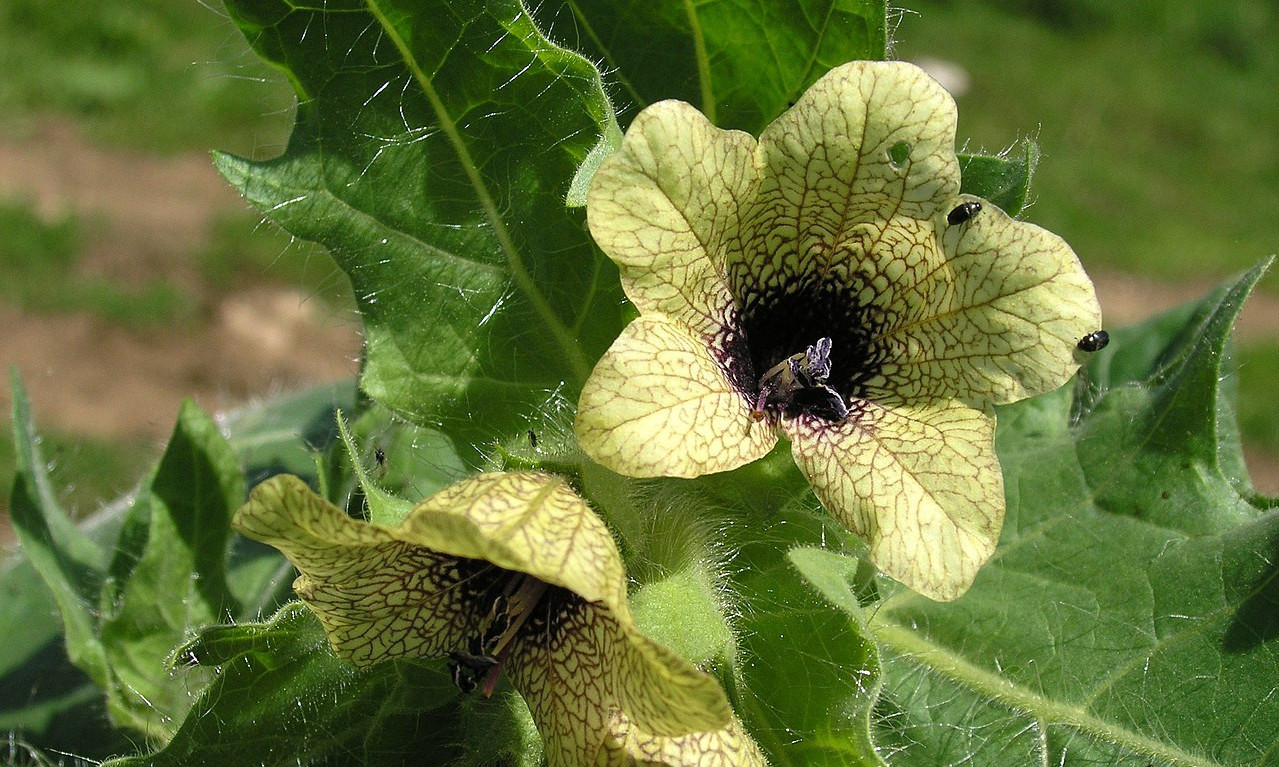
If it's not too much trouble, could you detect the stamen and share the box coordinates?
[448,572,551,697]
[480,575,549,697]
[448,636,499,694]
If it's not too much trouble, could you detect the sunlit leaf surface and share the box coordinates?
[216,0,627,450]
[866,262,1279,765]
[542,0,887,133]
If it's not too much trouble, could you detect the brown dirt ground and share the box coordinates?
[0,119,1276,522]
[0,120,362,443]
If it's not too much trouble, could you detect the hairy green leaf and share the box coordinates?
[958,137,1039,216]
[2,381,358,756]
[547,0,887,133]
[732,510,884,766]
[102,603,463,767]
[6,372,109,691]
[223,379,358,489]
[216,0,627,452]
[96,401,244,740]
[867,261,1279,765]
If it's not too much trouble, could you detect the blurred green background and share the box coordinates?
[892,0,1279,481]
[1,0,1276,526]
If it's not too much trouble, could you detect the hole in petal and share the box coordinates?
[888,140,911,168]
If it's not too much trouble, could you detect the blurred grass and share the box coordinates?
[0,0,305,518]
[196,209,349,304]
[895,0,1279,285]
[1237,342,1279,456]
[0,0,294,155]
[0,199,196,328]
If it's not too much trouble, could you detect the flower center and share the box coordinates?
[449,567,558,697]
[730,282,884,422]
[750,337,849,421]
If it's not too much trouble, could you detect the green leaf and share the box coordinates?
[450,688,542,767]
[8,391,248,744]
[732,510,884,766]
[959,137,1039,216]
[0,590,126,762]
[335,410,412,526]
[216,0,627,452]
[0,381,364,758]
[867,261,1279,765]
[96,400,245,740]
[6,371,109,689]
[221,380,362,615]
[222,378,358,488]
[550,0,888,133]
[103,603,464,767]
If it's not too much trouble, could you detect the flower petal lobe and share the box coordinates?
[872,200,1102,405]
[577,316,777,478]
[788,400,1002,600]
[588,101,757,341]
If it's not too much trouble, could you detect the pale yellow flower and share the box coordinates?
[575,60,1101,600]
[233,472,766,766]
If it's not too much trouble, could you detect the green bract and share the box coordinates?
[575,60,1102,601]
[233,471,766,767]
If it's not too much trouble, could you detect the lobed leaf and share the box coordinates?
[958,137,1039,217]
[216,0,628,452]
[96,400,245,739]
[6,372,110,693]
[866,261,1279,765]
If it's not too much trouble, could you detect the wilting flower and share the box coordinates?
[233,471,765,766]
[574,60,1101,600]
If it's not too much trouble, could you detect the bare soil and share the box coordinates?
[0,119,362,443]
[0,118,1275,498]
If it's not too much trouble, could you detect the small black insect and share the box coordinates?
[527,429,538,448]
[374,447,386,467]
[947,201,982,226]
[1077,330,1110,352]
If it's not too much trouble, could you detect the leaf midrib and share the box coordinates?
[869,614,1226,767]
[364,0,591,387]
